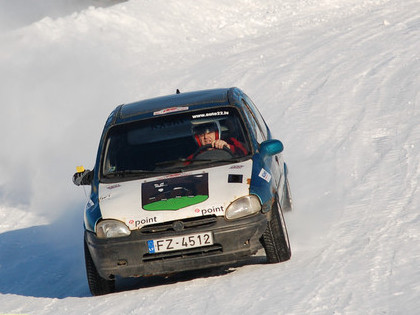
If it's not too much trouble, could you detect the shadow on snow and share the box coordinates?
[0,211,267,298]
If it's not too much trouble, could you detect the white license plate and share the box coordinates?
[147,232,214,254]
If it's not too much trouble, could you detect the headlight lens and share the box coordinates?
[96,220,131,239]
[225,195,262,220]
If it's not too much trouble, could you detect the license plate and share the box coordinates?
[147,232,214,254]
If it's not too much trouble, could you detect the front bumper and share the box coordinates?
[85,214,267,279]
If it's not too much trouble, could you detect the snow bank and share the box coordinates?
[0,0,419,313]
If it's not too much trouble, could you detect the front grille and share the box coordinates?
[140,215,218,234]
[143,244,223,262]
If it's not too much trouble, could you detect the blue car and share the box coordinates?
[73,87,292,295]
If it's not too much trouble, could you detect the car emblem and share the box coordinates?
[172,221,185,231]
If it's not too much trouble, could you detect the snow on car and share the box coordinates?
[73,87,293,296]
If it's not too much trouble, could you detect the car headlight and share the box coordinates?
[96,220,131,239]
[225,195,262,220]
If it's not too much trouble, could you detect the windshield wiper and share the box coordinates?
[154,158,188,167]
[104,169,173,178]
[188,157,244,164]
[156,155,245,167]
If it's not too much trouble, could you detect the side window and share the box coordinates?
[242,100,266,144]
[243,95,269,138]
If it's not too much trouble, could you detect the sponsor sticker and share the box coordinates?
[194,205,225,216]
[99,194,111,201]
[191,111,229,119]
[259,168,272,183]
[128,217,158,228]
[142,173,209,211]
[228,174,243,183]
[106,184,121,190]
[153,107,189,116]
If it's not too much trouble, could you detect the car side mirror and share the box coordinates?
[259,139,284,156]
[72,166,93,186]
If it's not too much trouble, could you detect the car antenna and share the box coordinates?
[176,89,181,94]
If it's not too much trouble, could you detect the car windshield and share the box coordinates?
[100,106,251,180]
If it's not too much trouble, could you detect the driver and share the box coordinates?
[192,122,248,156]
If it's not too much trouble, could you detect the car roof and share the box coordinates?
[113,88,239,124]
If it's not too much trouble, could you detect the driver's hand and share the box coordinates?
[212,139,230,150]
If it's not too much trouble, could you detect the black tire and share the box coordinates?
[84,239,115,296]
[261,196,291,263]
[282,177,293,212]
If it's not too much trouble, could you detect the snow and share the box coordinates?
[0,0,419,313]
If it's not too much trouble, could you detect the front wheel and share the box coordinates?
[84,239,115,296]
[261,196,291,263]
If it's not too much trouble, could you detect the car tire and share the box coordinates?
[84,239,115,296]
[282,177,293,212]
[261,195,291,263]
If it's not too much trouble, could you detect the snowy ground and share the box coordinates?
[0,0,419,313]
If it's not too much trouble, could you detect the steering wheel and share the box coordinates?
[191,144,234,160]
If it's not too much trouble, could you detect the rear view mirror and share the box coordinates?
[72,166,93,186]
[259,139,284,156]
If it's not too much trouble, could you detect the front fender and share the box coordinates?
[249,153,276,212]
[84,195,102,232]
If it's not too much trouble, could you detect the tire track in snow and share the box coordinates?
[236,1,420,312]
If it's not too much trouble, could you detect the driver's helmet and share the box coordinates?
[191,121,220,146]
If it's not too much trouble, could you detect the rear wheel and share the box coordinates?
[261,195,291,263]
[84,239,115,296]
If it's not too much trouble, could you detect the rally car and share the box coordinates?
[73,87,292,296]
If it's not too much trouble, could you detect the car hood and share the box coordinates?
[98,160,253,230]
